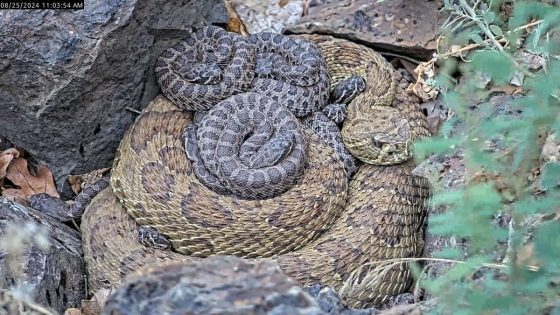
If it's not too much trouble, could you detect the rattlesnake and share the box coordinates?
[184,92,307,199]
[299,34,425,165]
[79,29,431,308]
[156,27,329,117]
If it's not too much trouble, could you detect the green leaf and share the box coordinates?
[542,162,560,190]
[413,137,459,159]
[470,51,515,84]
[514,193,560,215]
[470,33,484,44]
[431,189,464,205]
[489,25,503,37]
[534,221,560,270]
[483,11,496,23]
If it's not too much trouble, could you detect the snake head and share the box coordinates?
[370,117,413,163]
[249,132,294,169]
[174,62,222,85]
[342,110,414,165]
[330,75,367,104]
[370,133,410,163]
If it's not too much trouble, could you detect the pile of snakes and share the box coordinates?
[80,26,431,308]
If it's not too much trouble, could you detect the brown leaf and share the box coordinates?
[224,0,249,36]
[278,0,290,7]
[1,188,29,206]
[68,175,83,195]
[4,158,59,200]
[0,148,20,180]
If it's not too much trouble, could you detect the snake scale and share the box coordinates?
[80,27,431,308]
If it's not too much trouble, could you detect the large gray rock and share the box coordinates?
[0,197,85,314]
[0,1,227,196]
[103,256,324,315]
[285,0,442,59]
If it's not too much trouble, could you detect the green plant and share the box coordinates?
[414,1,560,314]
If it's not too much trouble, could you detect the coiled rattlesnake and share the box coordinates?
[80,29,431,308]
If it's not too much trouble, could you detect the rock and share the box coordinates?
[232,0,304,34]
[0,197,85,314]
[419,97,449,136]
[285,0,441,59]
[103,256,324,315]
[0,136,12,152]
[305,284,378,315]
[378,304,421,315]
[0,0,228,197]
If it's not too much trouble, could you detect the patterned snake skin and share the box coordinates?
[185,92,307,199]
[249,32,330,117]
[111,97,347,258]
[156,26,329,117]
[299,34,430,165]
[301,111,358,177]
[155,26,255,110]
[81,30,431,308]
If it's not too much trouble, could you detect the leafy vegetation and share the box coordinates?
[414,1,560,314]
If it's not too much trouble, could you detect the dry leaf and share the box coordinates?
[278,0,290,7]
[408,60,439,101]
[0,148,20,179]
[80,300,102,315]
[302,0,309,16]
[489,84,524,95]
[67,175,83,195]
[224,0,249,35]
[1,188,29,206]
[4,158,59,200]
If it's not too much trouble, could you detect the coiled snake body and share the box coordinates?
[81,28,431,308]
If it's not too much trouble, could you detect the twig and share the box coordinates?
[511,20,543,33]
[125,106,141,114]
[414,18,543,92]
[357,257,539,272]
[379,51,425,65]
[458,0,505,52]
